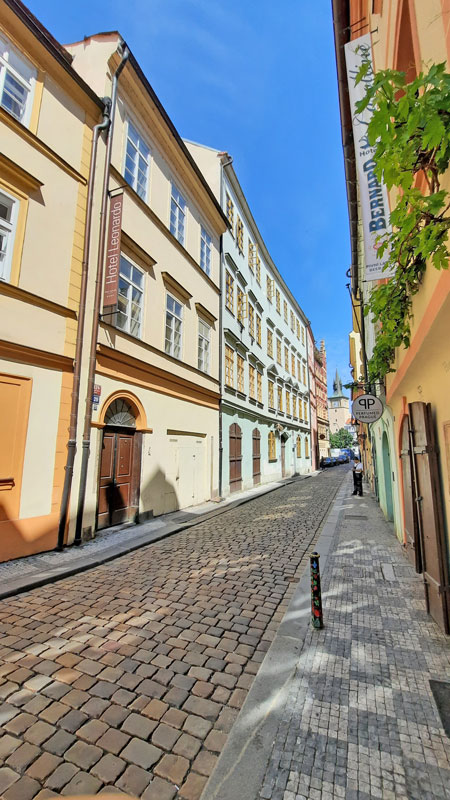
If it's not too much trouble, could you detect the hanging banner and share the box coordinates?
[344,34,395,281]
[103,193,123,307]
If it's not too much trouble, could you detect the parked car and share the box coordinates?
[337,454,349,464]
[320,457,334,468]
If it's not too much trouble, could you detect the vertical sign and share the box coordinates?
[103,193,123,306]
[344,34,395,281]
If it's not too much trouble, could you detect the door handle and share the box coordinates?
[0,477,15,488]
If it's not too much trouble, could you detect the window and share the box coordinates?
[236,216,244,253]
[0,36,36,126]
[266,275,273,301]
[267,329,273,358]
[165,293,183,357]
[226,193,234,229]
[256,315,261,346]
[291,353,296,376]
[248,240,254,272]
[0,190,17,283]
[249,365,256,399]
[290,310,295,332]
[226,271,234,312]
[277,385,283,412]
[276,339,282,365]
[125,121,150,200]
[268,431,276,461]
[225,346,234,387]
[257,371,262,403]
[256,254,261,284]
[237,354,244,393]
[200,227,211,275]
[292,395,297,418]
[285,391,290,416]
[301,326,305,345]
[305,437,310,458]
[297,360,301,381]
[304,401,308,422]
[302,364,307,385]
[248,304,255,338]
[198,319,210,373]
[116,255,144,337]
[268,380,275,409]
[284,346,289,371]
[170,184,186,244]
[237,287,244,324]
[284,300,288,323]
[297,436,301,458]
[296,319,300,339]
[276,289,281,313]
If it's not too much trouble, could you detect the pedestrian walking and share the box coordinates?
[352,455,363,496]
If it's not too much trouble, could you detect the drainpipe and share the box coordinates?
[218,154,233,499]
[74,44,129,546]
[57,97,112,551]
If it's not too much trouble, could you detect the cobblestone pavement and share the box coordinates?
[259,478,450,800]
[0,468,346,799]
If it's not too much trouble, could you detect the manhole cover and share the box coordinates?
[430,680,450,737]
[344,514,368,520]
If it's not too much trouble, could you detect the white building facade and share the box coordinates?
[186,144,312,495]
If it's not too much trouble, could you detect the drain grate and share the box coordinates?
[430,680,450,737]
[344,514,368,520]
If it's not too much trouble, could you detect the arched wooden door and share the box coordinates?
[252,428,261,486]
[400,414,421,572]
[229,423,242,493]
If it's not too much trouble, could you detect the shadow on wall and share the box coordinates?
[0,504,59,564]
[139,467,179,519]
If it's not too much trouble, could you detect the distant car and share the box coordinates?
[330,457,339,466]
[337,454,349,464]
[320,457,333,468]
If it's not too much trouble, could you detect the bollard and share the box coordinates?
[310,551,323,628]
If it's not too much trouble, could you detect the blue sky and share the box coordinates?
[29,0,351,394]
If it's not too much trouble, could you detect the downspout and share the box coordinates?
[218,154,233,498]
[74,44,129,545]
[57,97,112,550]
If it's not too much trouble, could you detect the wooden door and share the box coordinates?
[409,402,449,634]
[252,428,261,485]
[281,440,286,478]
[98,429,140,530]
[229,423,242,493]
[400,415,421,572]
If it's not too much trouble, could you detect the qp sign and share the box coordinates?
[352,394,383,423]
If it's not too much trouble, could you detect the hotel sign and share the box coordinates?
[103,193,123,307]
[344,34,395,281]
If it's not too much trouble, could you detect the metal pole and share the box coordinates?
[310,551,324,628]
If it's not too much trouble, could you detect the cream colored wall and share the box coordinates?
[0,299,66,354]
[0,359,61,518]
[69,374,219,542]
[36,75,85,169]
[64,37,117,98]
[184,142,221,201]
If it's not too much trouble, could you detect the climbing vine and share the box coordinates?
[354,62,450,381]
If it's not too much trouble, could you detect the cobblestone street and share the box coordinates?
[0,469,345,799]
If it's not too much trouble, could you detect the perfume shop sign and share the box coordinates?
[103,193,123,307]
[344,34,395,281]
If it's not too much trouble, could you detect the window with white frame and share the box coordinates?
[124,121,150,200]
[165,293,183,358]
[0,190,17,283]
[200,226,211,275]
[116,255,144,337]
[0,36,36,126]
[170,184,186,244]
[198,318,210,373]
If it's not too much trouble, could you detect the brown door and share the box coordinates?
[252,428,261,485]
[98,428,141,530]
[281,440,286,478]
[409,402,449,634]
[229,423,242,493]
[400,415,421,572]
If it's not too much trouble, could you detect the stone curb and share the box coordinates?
[200,472,351,800]
[0,473,316,601]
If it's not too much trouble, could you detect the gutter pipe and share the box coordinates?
[74,44,129,545]
[218,154,233,498]
[57,97,112,550]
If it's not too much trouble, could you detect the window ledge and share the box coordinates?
[269,458,278,463]
[236,391,246,400]
[225,385,237,395]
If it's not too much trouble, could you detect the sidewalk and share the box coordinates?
[203,473,450,800]
[0,472,317,600]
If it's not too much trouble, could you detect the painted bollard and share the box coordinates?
[310,551,323,628]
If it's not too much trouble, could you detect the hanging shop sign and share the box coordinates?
[344,34,395,281]
[352,393,383,423]
[103,192,123,307]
